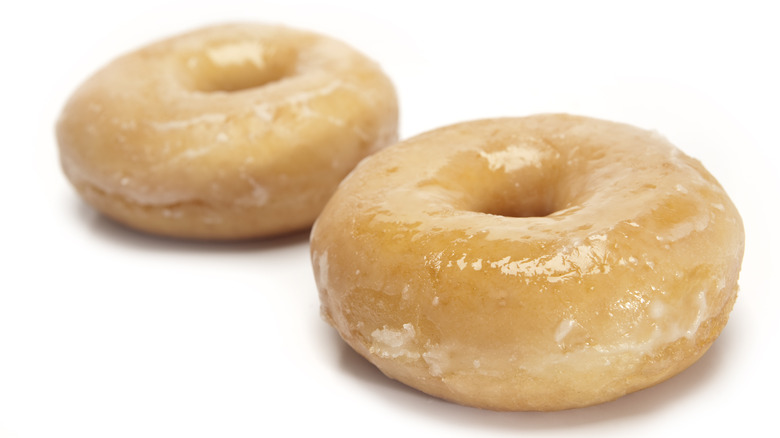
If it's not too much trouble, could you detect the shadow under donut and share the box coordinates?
[70,196,311,254]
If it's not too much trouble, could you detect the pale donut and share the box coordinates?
[56,23,398,239]
[310,114,744,411]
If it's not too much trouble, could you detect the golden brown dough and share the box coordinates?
[57,23,398,239]
[310,114,744,411]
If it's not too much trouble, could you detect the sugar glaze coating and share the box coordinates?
[310,114,744,411]
[57,23,398,239]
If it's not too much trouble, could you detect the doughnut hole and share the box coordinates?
[181,41,299,92]
[440,143,577,219]
[474,147,612,220]
[477,173,563,218]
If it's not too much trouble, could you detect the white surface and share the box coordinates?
[2,1,778,437]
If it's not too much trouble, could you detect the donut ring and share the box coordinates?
[310,114,744,411]
[56,23,398,239]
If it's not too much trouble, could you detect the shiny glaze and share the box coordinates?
[57,23,398,239]
[311,115,744,410]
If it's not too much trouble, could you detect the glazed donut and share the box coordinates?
[310,114,744,411]
[56,23,398,239]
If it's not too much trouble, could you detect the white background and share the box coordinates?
[2,1,778,437]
